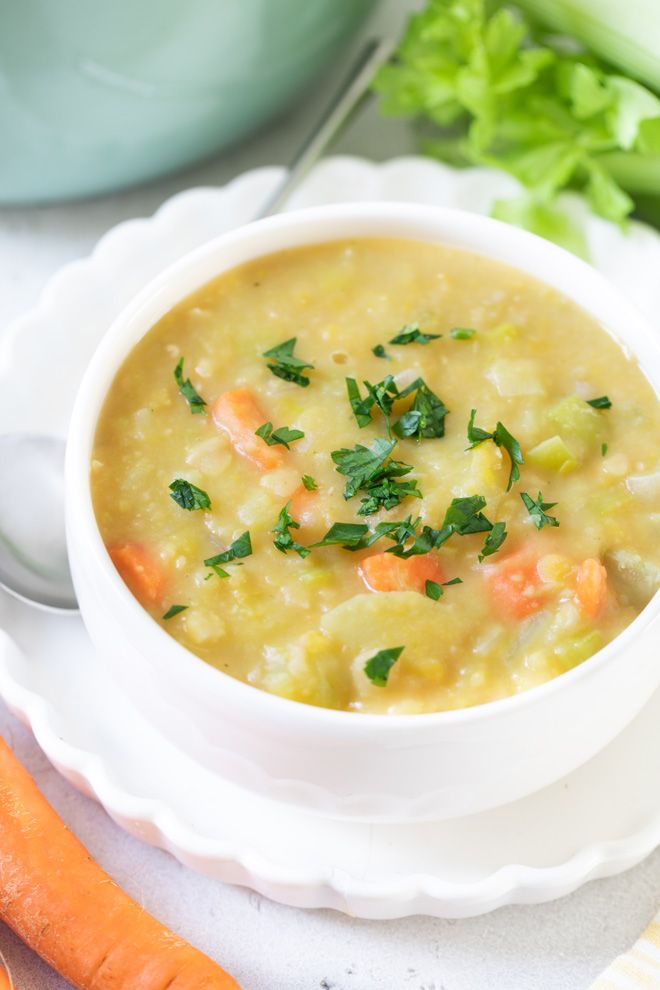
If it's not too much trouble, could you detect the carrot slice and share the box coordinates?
[289,484,319,528]
[212,388,285,470]
[575,558,608,620]
[486,546,546,619]
[0,736,241,990]
[108,542,166,607]
[0,965,14,990]
[359,552,446,594]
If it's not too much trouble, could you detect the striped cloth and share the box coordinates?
[591,917,660,988]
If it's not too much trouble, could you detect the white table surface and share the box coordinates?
[2,2,659,987]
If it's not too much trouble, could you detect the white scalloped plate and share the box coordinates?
[2,156,660,919]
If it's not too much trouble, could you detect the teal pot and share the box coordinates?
[0,0,377,204]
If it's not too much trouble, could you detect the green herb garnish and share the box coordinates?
[331,437,420,512]
[255,421,305,449]
[346,375,400,431]
[162,604,188,620]
[586,395,612,409]
[301,474,318,491]
[312,522,370,549]
[601,443,609,457]
[393,378,448,440]
[521,491,560,530]
[450,327,477,340]
[478,521,508,562]
[425,576,463,601]
[174,358,207,414]
[389,323,441,346]
[364,646,405,686]
[467,410,524,491]
[372,344,391,360]
[262,337,314,387]
[204,531,253,578]
[272,502,310,558]
[169,479,211,511]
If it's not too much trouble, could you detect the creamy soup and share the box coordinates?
[92,239,660,714]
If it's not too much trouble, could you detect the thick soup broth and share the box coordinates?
[92,239,660,714]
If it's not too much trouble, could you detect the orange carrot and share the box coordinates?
[0,965,14,990]
[359,552,446,594]
[0,736,241,990]
[212,388,285,470]
[486,546,546,619]
[289,484,319,528]
[108,542,166,607]
[575,557,608,619]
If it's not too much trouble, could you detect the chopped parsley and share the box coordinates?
[425,576,463,601]
[255,421,305,449]
[601,443,609,457]
[162,604,188,620]
[312,522,370,549]
[466,410,524,491]
[586,395,612,409]
[450,327,477,340]
[174,357,207,414]
[262,337,314,387]
[364,645,405,686]
[478,521,508,561]
[272,502,310,558]
[301,474,318,491]
[331,437,420,513]
[521,491,560,530]
[204,531,253,578]
[393,378,448,440]
[169,479,211,511]
[346,375,399,431]
[389,323,441,346]
[372,344,391,360]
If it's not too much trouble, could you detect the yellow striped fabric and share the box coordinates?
[591,917,660,988]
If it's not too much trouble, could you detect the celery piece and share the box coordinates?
[487,322,520,344]
[527,435,578,473]
[298,568,334,586]
[548,396,605,449]
[553,630,604,672]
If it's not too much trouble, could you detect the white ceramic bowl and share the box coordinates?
[65,203,660,823]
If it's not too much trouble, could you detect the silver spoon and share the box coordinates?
[0,37,393,613]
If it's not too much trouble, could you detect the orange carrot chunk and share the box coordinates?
[108,542,166,607]
[289,484,319,528]
[0,966,15,990]
[0,736,241,990]
[575,558,608,620]
[359,552,446,594]
[212,388,285,470]
[486,546,546,619]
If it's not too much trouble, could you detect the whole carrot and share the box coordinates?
[0,737,241,990]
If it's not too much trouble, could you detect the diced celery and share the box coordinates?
[299,568,334,586]
[548,396,605,449]
[487,322,520,343]
[553,630,604,671]
[526,434,578,473]
[605,549,660,607]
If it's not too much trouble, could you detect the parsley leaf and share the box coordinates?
[450,327,477,340]
[478,521,508,562]
[601,442,609,457]
[301,474,318,491]
[332,437,419,512]
[389,323,441,346]
[521,491,560,530]
[372,344,391,360]
[364,646,405,686]
[312,522,370,549]
[346,376,399,432]
[255,421,305,449]
[162,604,188,620]
[174,358,207,414]
[586,395,612,409]
[169,479,212,511]
[425,580,443,601]
[204,531,253,578]
[394,378,448,440]
[272,502,310,558]
[262,337,314,387]
[466,410,524,491]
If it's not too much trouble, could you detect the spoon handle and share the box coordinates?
[255,36,394,220]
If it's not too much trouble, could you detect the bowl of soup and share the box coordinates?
[65,204,660,822]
